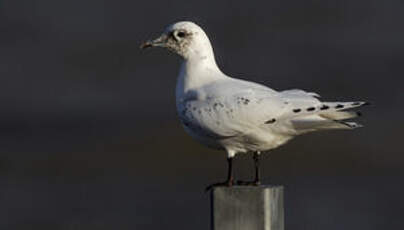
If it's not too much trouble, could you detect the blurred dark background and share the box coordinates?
[0,0,403,229]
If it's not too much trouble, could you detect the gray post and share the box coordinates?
[211,186,284,230]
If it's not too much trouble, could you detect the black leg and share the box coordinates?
[227,157,234,183]
[205,157,234,192]
[253,152,261,185]
[237,152,261,186]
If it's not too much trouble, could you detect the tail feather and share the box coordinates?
[288,101,368,134]
[291,116,362,133]
[336,121,363,129]
[319,111,361,120]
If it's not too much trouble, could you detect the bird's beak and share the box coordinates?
[140,34,168,50]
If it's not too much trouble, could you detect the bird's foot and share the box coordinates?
[205,179,234,192]
[236,180,261,186]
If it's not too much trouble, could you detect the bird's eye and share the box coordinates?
[177,31,186,38]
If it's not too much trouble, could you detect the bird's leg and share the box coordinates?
[237,152,261,186]
[205,157,234,192]
[226,157,234,184]
[253,152,261,185]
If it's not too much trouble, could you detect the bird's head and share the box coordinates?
[141,21,214,60]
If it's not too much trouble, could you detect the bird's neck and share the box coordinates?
[176,53,225,94]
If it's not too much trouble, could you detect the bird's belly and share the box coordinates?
[219,129,293,153]
[181,121,293,153]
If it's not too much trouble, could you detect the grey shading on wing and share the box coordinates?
[277,89,368,133]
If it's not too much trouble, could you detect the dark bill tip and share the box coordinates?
[140,41,153,50]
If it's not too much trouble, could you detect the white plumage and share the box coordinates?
[141,21,368,186]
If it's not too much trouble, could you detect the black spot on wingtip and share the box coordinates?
[293,109,301,113]
[265,118,276,124]
[356,111,362,117]
[320,105,329,110]
[363,102,371,106]
[306,107,315,111]
[335,104,344,109]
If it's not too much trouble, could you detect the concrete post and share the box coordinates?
[211,186,284,230]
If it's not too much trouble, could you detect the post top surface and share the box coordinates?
[213,185,283,191]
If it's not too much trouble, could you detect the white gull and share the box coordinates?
[141,21,368,188]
